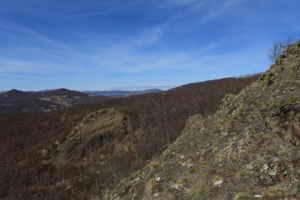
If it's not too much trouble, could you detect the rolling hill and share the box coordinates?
[0,74,258,199]
[0,88,110,114]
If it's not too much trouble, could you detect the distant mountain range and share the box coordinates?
[3,42,300,200]
[0,88,163,114]
[0,88,109,114]
[83,89,163,96]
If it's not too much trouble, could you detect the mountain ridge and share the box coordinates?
[0,88,110,114]
[0,74,258,199]
[103,41,300,200]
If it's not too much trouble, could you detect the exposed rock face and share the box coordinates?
[56,108,131,166]
[103,42,300,199]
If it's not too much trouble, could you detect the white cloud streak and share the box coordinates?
[200,0,249,23]
[0,0,266,91]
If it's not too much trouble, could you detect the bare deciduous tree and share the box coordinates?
[268,39,295,63]
[269,41,284,63]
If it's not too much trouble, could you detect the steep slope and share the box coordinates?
[103,41,300,200]
[56,108,132,166]
[0,75,258,200]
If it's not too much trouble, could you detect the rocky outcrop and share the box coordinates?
[103,41,300,200]
[55,108,131,166]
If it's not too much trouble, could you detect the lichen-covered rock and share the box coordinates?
[102,41,300,200]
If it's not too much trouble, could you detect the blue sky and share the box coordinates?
[0,0,299,90]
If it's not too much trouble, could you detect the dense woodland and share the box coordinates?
[0,75,259,199]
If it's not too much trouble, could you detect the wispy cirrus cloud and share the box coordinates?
[0,18,166,76]
[0,0,299,90]
[0,20,75,53]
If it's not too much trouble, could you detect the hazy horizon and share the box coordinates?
[0,86,171,92]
